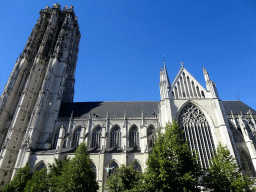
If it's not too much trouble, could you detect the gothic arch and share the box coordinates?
[176,100,217,144]
[177,103,216,169]
[109,125,121,148]
[239,150,254,177]
[32,160,47,173]
[72,125,82,148]
[129,125,139,148]
[91,125,102,148]
[107,160,120,175]
[130,159,143,172]
[90,160,97,179]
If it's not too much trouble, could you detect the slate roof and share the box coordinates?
[58,101,159,118]
[58,100,255,118]
[222,101,256,115]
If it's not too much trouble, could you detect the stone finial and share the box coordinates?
[203,66,210,82]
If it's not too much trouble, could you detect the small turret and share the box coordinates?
[203,67,219,99]
[159,57,171,100]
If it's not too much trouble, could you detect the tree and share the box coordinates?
[105,161,143,192]
[1,163,32,192]
[47,156,70,191]
[57,143,99,192]
[203,143,255,192]
[24,167,48,192]
[142,120,201,192]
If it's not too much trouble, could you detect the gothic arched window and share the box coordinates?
[133,160,142,172]
[109,161,119,175]
[53,128,60,149]
[178,104,215,169]
[35,162,46,172]
[129,125,139,148]
[110,125,121,148]
[73,127,81,148]
[147,125,155,148]
[91,126,102,148]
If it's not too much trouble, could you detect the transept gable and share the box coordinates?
[170,67,207,99]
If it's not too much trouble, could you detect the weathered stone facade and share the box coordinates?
[0,4,256,192]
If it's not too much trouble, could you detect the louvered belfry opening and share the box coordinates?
[178,104,215,168]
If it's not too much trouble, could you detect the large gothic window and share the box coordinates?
[110,125,121,148]
[147,125,155,148]
[129,125,139,148]
[178,104,215,169]
[91,126,102,148]
[73,127,81,148]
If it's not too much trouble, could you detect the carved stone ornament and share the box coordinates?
[178,104,207,125]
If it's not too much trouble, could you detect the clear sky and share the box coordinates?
[0,0,256,110]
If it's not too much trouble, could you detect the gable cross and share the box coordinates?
[180,62,184,67]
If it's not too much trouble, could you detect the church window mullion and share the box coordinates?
[206,122,215,158]
[202,122,212,160]
[184,123,192,151]
[198,123,209,167]
[191,122,204,168]
[194,122,206,168]
[187,122,196,153]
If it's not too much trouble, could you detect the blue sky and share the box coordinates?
[0,0,256,110]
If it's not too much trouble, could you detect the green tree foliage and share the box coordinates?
[143,121,201,192]
[203,143,255,192]
[57,143,99,192]
[24,167,48,192]
[105,161,143,192]
[48,156,70,191]
[1,163,32,192]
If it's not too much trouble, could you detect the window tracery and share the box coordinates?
[129,125,139,148]
[73,127,81,148]
[147,125,155,147]
[110,125,121,148]
[178,104,215,169]
[91,126,102,148]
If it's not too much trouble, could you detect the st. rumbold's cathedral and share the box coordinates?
[0,4,256,191]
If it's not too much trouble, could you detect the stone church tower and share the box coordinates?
[0,4,80,185]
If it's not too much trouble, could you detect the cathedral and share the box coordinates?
[0,4,256,191]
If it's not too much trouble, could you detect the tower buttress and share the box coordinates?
[0,4,80,185]
[159,60,173,127]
